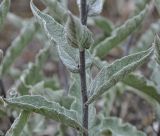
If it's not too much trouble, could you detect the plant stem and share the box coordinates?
[0,79,6,98]
[79,50,88,135]
[79,0,88,135]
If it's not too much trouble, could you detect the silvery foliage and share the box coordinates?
[0,0,160,135]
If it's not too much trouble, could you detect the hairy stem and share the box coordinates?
[79,0,88,135]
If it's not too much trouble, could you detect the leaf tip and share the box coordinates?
[154,34,160,64]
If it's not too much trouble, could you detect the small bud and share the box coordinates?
[65,13,94,49]
[65,14,82,48]
[80,26,94,49]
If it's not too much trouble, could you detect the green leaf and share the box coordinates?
[100,117,146,136]
[81,26,94,49]
[4,95,84,131]
[0,21,39,76]
[13,45,50,95]
[5,111,30,136]
[95,6,148,58]
[31,1,92,72]
[65,14,82,48]
[0,107,6,118]
[69,75,82,122]
[0,0,10,29]
[65,14,93,49]
[87,47,153,104]
[123,73,160,104]
[30,81,74,109]
[103,88,117,117]
[88,17,114,52]
[88,104,96,130]
[92,16,113,36]
[149,60,160,94]
[28,114,46,135]
[93,57,108,69]
[154,34,160,65]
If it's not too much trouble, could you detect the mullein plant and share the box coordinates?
[0,0,160,135]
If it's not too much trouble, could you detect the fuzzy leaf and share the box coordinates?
[13,45,50,95]
[69,75,82,122]
[0,0,10,29]
[154,34,160,65]
[100,117,146,136]
[103,88,117,117]
[30,81,74,109]
[0,21,39,76]
[65,14,82,48]
[4,95,84,131]
[95,6,148,58]
[89,17,114,52]
[65,14,93,49]
[81,26,94,49]
[31,1,93,72]
[5,111,30,136]
[87,47,153,104]
[149,60,160,94]
[92,16,113,36]
[27,114,46,135]
[123,73,160,104]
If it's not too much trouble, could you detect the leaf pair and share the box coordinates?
[30,0,93,73]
